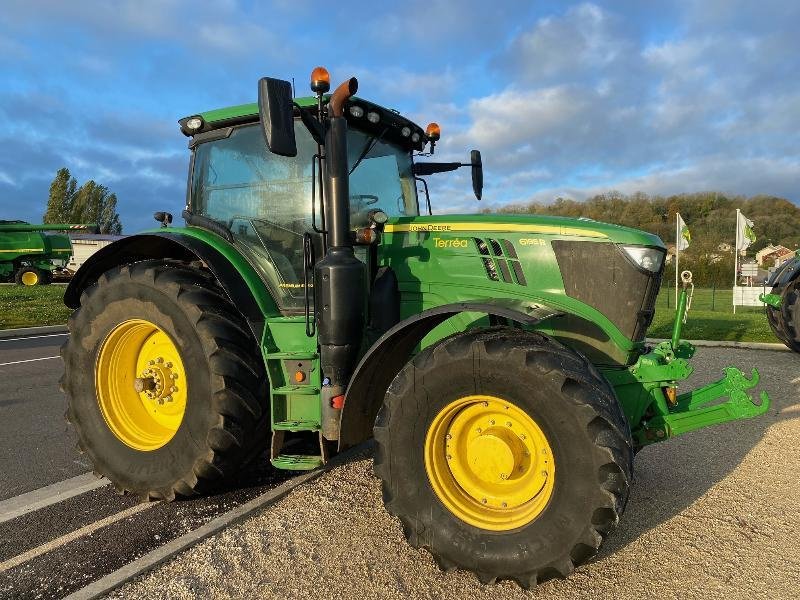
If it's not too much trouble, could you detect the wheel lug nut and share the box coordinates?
[446,455,452,460]
[166,362,172,368]
[170,386,177,393]
[501,502,507,508]
[520,434,526,440]
[445,434,452,440]
[541,470,548,477]
[171,373,179,380]
[476,428,482,433]
[164,396,172,402]
[506,421,512,427]
[481,498,487,504]
[148,360,155,366]
[156,357,163,364]
[489,420,495,425]
[482,402,488,407]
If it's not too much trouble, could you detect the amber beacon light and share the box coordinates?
[310,66,331,94]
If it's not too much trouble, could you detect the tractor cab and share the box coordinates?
[185,108,419,312]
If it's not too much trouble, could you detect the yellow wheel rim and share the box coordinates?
[95,319,188,451]
[21,271,38,286]
[424,395,555,531]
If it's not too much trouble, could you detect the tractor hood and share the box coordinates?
[383,214,664,247]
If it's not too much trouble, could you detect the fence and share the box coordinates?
[657,282,767,313]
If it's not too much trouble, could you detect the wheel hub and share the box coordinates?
[95,319,187,451]
[425,395,555,530]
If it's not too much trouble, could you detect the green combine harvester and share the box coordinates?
[0,221,95,285]
[61,67,770,586]
[761,249,800,352]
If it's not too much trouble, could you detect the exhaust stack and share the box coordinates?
[314,76,365,440]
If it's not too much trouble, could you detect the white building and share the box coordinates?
[67,234,125,271]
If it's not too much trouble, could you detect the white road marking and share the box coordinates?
[0,502,155,573]
[0,333,69,343]
[0,473,110,525]
[0,355,60,367]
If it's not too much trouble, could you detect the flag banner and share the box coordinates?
[677,213,690,251]
[737,212,756,251]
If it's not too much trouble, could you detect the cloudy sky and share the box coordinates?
[1,0,798,232]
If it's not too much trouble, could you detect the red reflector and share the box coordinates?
[331,394,345,409]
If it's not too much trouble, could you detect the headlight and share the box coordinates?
[186,116,203,131]
[620,245,665,273]
[349,105,364,118]
[401,126,411,137]
[366,111,380,124]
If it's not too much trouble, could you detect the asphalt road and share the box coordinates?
[0,332,85,501]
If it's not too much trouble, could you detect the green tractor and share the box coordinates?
[761,249,800,352]
[0,221,95,285]
[61,68,770,586]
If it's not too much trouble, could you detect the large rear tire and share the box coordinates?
[374,328,632,587]
[61,260,268,500]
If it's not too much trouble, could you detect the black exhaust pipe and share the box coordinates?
[314,77,365,441]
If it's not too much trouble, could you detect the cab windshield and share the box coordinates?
[190,121,417,311]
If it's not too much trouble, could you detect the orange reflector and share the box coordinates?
[332,394,345,409]
[310,66,331,94]
[294,371,306,383]
[426,122,441,141]
[355,227,377,244]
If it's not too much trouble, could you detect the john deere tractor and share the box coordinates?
[61,68,770,586]
[761,249,800,352]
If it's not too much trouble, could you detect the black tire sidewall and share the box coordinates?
[383,344,617,575]
[68,273,216,493]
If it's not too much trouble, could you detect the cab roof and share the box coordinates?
[179,96,429,152]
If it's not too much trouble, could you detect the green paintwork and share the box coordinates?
[759,292,782,309]
[671,287,689,348]
[379,215,661,366]
[271,454,324,470]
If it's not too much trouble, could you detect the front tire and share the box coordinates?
[373,328,632,587]
[61,261,268,500]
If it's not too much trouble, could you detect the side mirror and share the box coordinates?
[258,77,297,157]
[153,211,173,227]
[471,150,483,200]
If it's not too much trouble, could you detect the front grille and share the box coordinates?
[552,241,663,341]
[474,238,526,286]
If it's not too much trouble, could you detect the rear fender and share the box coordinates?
[64,230,281,341]
[338,300,562,450]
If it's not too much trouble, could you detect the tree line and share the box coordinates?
[485,191,800,286]
[43,168,123,234]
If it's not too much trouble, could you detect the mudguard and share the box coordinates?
[64,230,279,341]
[338,300,562,450]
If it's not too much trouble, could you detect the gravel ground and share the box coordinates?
[113,347,799,600]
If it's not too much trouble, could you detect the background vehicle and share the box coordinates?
[761,250,800,352]
[61,67,769,586]
[0,221,95,285]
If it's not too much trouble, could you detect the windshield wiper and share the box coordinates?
[349,126,389,175]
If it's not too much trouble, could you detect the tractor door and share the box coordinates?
[190,123,322,313]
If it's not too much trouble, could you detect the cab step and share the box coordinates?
[273,419,320,431]
[271,385,320,396]
[263,351,319,360]
[271,454,324,471]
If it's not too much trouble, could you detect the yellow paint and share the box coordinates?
[424,395,555,531]
[384,222,607,238]
[20,271,39,286]
[95,319,187,451]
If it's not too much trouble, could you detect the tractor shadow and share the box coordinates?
[597,346,799,558]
